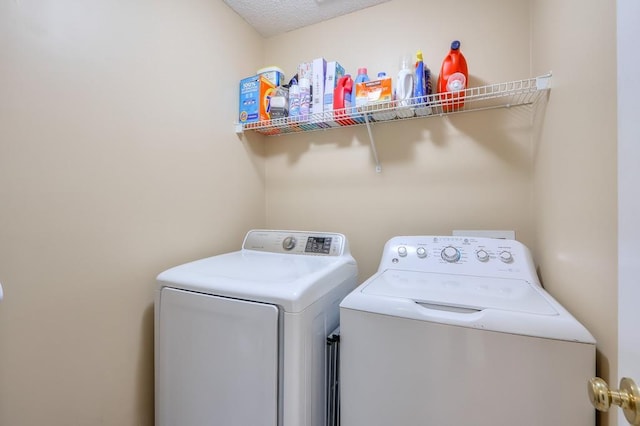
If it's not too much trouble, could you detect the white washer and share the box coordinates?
[340,235,596,426]
[155,230,358,426]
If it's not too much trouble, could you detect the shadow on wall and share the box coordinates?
[443,75,547,173]
[137,303,155,426]
[239,130,268,179]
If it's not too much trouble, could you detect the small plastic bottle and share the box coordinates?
[299,77,311,121]
[288,78,300,118]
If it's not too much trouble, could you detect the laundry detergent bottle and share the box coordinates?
[438,40,468,112]
[414,50,433,116]
[333,74,354,126]
[396,54,415,118]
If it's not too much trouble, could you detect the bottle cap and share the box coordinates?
[416,50,423,61]
[377,72,387,78]
[358,68,368,75]
[451,40,461,50]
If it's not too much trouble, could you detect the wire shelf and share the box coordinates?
[235,74,551,136]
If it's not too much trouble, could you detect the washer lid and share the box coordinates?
[362,269,557,315]
[157,250,356,312]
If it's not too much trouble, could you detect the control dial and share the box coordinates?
[476,249,490,262]
[397,246,408,257]
[499,250,514,263]
[441,246,461,263]
[416,247,427,259]
[282,236,297,251]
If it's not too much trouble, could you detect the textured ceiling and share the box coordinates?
[223,0,391,38]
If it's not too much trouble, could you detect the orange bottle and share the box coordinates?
[438,40,468,112]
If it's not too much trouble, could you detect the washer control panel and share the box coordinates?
[242,230,347,256]
[379,236,537,279]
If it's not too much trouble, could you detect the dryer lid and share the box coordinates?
[362,269,557,315]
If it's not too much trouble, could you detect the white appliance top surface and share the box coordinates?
[341,235,595,344]
[362,270,557,315]
[157,230,357,312]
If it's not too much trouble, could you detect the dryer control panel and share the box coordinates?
[242,230,348,256]
[379,236,538,281]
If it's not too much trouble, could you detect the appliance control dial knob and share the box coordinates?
[441,246,461,263]
[476,249,490,262]
[416,247,427,258]
[398,246,408,257]
[282,236,297,251]
[499,251,514,263]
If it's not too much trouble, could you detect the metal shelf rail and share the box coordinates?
[235,73,552,172]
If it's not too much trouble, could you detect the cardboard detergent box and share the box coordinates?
[238,75,276,123]
[355,77,393,108]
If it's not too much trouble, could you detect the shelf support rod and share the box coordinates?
[363,112,382,173]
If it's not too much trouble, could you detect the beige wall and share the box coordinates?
[531,0,618,424]
[0,0,265,425]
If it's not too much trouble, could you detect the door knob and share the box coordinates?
[588,377,640,425]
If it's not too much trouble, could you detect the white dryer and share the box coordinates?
[155,230,358,426]
[340,235,596,426]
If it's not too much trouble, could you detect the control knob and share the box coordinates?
[476,249,490,262]
[441,246,461,263]
[499,251,514,263]
[416,247,427,259]
[398,246,408,257]
[282,236,297,251]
